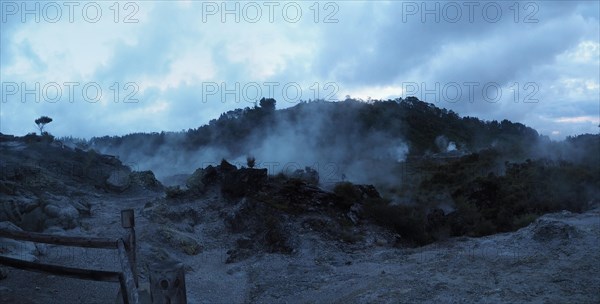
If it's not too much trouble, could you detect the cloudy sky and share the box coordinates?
[1,0,598,139]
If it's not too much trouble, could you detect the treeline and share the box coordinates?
[87,97,543,158]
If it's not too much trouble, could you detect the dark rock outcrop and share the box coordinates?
[130,170,163,191]
[105,169,131,192]
[221,168,268,198]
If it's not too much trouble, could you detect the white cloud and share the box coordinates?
[555,116,600,124]
[563,40,600,64]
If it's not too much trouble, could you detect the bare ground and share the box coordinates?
[1,191,599,303]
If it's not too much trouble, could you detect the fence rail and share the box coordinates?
[0,209,139,304]
[0,255,122,282]
[0,229,118,249]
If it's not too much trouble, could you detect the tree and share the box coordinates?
[259,97,276,111]
[35,116,53,134]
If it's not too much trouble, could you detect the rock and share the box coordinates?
[224,200,294,261]
[221,168,268,198]
[186,168,207,193]
[41,197,80,230]
[347,203,363,224]
[375,238,388,246]
[201,166,219,185]
[532,219,580,242]
[48,205,79,229]
[15,196,82,232]
[43,204,62,218]
[347,211,359,225]
[357,185,381,199]
[181,161,267,198]
[18,206,47,232]
[149,203,200,225]
[224,199,257,233]
[100,154,121,166]
[292,167,320,185]
[72,199,92,217]
[158,227,202,256]
[0,267,7,280]
[106,169,131,192]
[165,186,187,199]
[130,170,163,191]
[219,159,237,172]
[334,183,381,208]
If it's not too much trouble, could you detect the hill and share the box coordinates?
[86,97,550,181]
[1,98,599,303]
[80,97,600,243]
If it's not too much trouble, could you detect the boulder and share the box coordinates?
[72,199,92,217]
[2,196,83,231]
[106,169,131,192]
[186,168,207,193]
[43,200,79,230]
[201,166,219,185]
[356,184,381,199]
[221,168,268,198]
[131,170,163,191]
[347,203,363,224]
[100,154,121,166]
[532,218,580,242]
[158,226,202,256]
[219,159,237,173]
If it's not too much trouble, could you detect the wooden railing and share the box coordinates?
[0,209,139,304]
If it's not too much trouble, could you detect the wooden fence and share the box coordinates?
[0,209,139,304]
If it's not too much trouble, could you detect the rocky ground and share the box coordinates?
[1,136,599,303]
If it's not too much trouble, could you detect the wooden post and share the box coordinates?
[117,240,140,304]
[148,261,187,304]
[121,209,138,287]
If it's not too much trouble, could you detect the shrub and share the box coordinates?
[165,186,187,199]
[474,220,496,236]
[363,198,430,246]
[333,182,363,207]
[246,156,256,168]
[512,213,539,229]
[292,167,319,185]
[40,132,54,142]
[23,132,39,143]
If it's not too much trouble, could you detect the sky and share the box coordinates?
[1,0,599,139]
